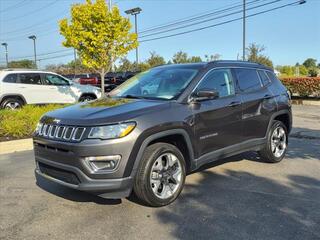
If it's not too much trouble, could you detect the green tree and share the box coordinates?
[303,58,317,69]
[189,56,202,63]
[204,53,221,62]
[8,59,35,69]
[299,65,308,76]
[172,51,189,64]
[308,67,318,77]
[246,43,273,68]
[116,57,135,72]
[146,51,166,67]
[59,0,138,95]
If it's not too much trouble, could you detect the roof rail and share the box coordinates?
[0,68,40,71]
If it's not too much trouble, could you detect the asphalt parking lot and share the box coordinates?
[0,105,319,240]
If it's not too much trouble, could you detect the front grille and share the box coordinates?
[37,123,86,142]
[38,162,80,185]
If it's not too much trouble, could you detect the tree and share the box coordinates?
[246,43,273,68]
[204,53,221,62]
[172,51,189,64]
[8,59,35,69]
[116,57,135,72]
[146,51,165,67]
[189,56,202,63]
[299,65,308,76]
[59,0,138,95]
[303,58,317,69]
[308,67,318,77]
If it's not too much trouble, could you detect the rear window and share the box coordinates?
[258,70,270,86]
[3,74,18,83]
[235,68,262,92]
[19,73,42,85]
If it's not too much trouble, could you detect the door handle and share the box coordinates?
[228,101,241,107]
[19,86,26,89]
[263,94,273,99]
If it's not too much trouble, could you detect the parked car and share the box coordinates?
[0,69,101,109]
[33,61,292,206]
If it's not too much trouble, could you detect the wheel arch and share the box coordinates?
[0,94,27,105]
[267,109,292,135]
[127,129,195,178]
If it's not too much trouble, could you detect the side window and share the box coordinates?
[258,70,270,86]
[19,73,42,85]
[266,71,279,82]
[45,74,69,85]
[3,74,18,83]
[235,68,262,92]
[197,68,235,98]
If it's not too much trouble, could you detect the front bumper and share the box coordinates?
[35,158,133,198]
[33,134,137,198]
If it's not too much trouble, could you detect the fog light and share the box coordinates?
[84,155,121,173]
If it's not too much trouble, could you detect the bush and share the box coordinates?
[0,104,66,139]
[280,77,320,97]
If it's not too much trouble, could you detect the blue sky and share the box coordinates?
[0,0,319,68]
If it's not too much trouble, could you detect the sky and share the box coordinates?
[0,0,319,69]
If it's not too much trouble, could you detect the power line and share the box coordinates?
[0,0,28,13]
[139,0,263,34]
[5,0,59,22]
[140,0,303,43]
[140,0,281,38]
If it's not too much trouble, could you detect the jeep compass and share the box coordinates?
[33,61,292,206]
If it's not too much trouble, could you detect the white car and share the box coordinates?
[0,69,101,109]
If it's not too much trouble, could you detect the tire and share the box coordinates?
[133,142,186,207]
[259,120,288,163]
[79,95,96,102]
[0,97,24,110]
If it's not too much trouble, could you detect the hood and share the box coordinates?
[43,97,170,126]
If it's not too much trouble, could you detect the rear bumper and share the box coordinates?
[35,157,133,198]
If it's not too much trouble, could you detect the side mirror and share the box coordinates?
[190,89,219,102]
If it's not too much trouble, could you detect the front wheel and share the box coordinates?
[259,120,288,163]
[133,143,186,207]
[1,98,24,110]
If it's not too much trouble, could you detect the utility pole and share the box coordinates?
[125,7,142,66]
[28,35,37,68]
[74,48,77,78]
[243,0,246,61]
[1,43,8,67]
[108,0,112,9]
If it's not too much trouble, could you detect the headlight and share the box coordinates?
[88,122,136,140]
[35,122,43,134]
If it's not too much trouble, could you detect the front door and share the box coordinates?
[192,68,243,158]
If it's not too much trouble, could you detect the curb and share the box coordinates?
[0,138,33,155]
[291,99,320,106]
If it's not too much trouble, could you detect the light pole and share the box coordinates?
[125,7,142,65]
[28,35,37,68]
[242,0,246,61]
[1,43,8,67]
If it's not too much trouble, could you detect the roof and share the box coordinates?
[153,60,272,71]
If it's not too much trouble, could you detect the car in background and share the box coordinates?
[64,71,139,92]
[0,69,101,109]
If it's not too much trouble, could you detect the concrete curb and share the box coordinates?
[291,99,320,106]
[0,138,33,155]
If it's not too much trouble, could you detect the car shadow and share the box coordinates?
[36,178,122,205]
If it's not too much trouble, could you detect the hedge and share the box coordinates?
[0,104,66,140]
[280,77,320,98]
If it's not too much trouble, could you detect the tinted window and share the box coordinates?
[197,68,235,98]
[44,74,69,85]
[266,71,279,82]
[258,70,270,86]
[19,73,42,85]
[235,68,262,92]
[3,74,18,83]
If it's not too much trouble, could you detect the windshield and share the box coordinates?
[110,67,199,100]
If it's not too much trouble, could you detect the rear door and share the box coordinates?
[17,72,47,104]
[192,68,243,156]
[233,68,275,141]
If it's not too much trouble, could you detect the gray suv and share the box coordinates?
[33,61,292,206]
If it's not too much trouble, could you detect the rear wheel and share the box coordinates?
[133,143,186,207]
[259,120,288,163]
[0,97,24,110]
[79,95,96,102]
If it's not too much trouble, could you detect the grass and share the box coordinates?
[0,104,66,140]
